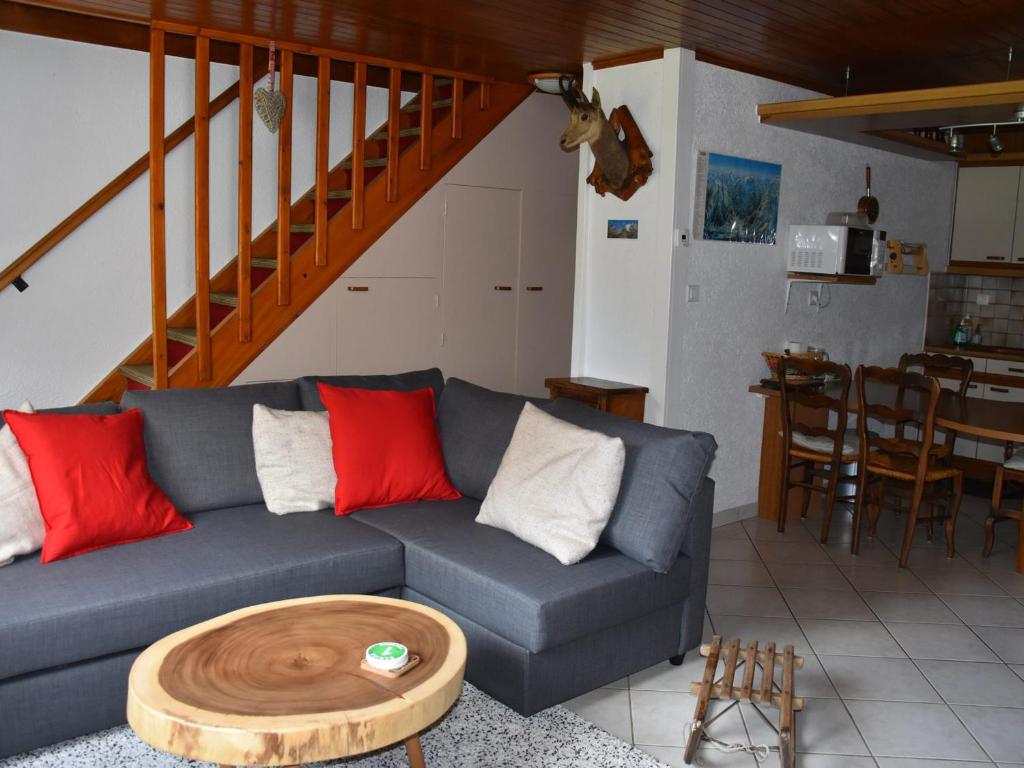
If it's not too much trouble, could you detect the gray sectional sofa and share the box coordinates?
[0,369,716,758]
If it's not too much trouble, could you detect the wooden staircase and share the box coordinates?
[71,28,530,402]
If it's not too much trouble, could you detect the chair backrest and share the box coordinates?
[855,365,941,479]
[898,352,973,396]
[779,356,852,460]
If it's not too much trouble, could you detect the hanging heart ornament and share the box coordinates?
[254,41,286,133]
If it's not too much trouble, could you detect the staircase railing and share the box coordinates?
[0,77,245,296]
[143,21,490,389]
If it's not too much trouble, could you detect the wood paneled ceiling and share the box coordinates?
[6,0,1024,94]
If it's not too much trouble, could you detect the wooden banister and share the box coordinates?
[194,35,212,381]
[237,43,253,343]
[0,79,243,295]
[387,68,401,202]
[452,78,464,139]
[315,55,330,267]
[352,61,366,231]
[420,73,433,171]
[149,28,168,390]
[276,48,294,307]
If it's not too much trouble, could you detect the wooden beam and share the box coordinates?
[758,78,1024,124]
[276,48,293,306]
[237,43,253,342]
[419,73,433,171]
[351,61,366,230]
[149,27,168,390]
[0,79,241,294]
[386,67,401,202]
[194,35,211,381]
[592,47,663,70]
[451,78,463,139]
[315,55,330,266]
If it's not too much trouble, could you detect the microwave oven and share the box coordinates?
[787,224,880,275]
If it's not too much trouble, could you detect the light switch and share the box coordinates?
[687,285,700,302]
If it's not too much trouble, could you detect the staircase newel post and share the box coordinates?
[276,48,294,307]
[149,27,169,389]
[194,35,212,381]
[352,61,366,230]
[237,43,254,342]
[315,56,331,265]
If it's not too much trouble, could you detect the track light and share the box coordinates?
[989,125,1005,154]
[947,130,964,155]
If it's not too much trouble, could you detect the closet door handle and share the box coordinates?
[494,285,512,291]
[347,286,369,292]
[525,286,544,292]
[990,386,1010,393]
[1008,367,1024,374]
[986,256,1007,261]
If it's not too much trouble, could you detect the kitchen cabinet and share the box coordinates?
[950,166,1021,264]
[1016,174,1024,264]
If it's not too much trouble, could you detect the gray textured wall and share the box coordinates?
[666,63,958,513]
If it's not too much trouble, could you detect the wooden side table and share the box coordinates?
[545,377,649,421]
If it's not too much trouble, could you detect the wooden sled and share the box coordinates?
[684,636,803,768]
[586,105,653,202]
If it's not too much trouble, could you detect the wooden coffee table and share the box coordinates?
[127,595,466,767]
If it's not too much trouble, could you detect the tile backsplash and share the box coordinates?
[927,273,1024,349]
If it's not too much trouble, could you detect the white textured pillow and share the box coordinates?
[252,404,336,514]
[0,402,45,566]
[477,402,625,565]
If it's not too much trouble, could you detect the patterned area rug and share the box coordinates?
[0,683,670,768]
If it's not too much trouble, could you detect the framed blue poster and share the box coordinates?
[693,151,781,244]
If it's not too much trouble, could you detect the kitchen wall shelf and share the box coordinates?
[786,272,877,285]
[784,272,877,313]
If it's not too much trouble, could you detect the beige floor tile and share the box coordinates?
[819,655,941,703]
[769,562,854,591]
[799,619,906,658]
[742,697,869,756]
[845,700,987,760]
[953,705,1024,763]
[708,585,793,618]
[917,659,1024,707]
[885,622,1001,662]
[562,686,633,743]
[709,559,775,587]
[784,589,875,621]
[860,592,962,624]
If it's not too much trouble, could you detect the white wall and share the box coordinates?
[570,50,695,425]
[668,62,957,512]
[235,92,579,396]
[0,30,401,408]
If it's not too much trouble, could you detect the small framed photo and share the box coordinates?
[607,219,638,239]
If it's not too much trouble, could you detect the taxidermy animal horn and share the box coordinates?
[558,75,581,109]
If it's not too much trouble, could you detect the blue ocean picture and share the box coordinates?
[702,153,781,244]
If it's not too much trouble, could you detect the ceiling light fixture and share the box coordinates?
[947,130,965,155]
[526,71,578,95]
[989,125,1005,154]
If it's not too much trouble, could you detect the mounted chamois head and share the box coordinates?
[558,76,631,190]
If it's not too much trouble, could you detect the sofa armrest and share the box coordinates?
[678,476,715,653]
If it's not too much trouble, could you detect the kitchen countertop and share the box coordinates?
[924,344,1024,364]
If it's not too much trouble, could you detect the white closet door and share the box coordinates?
[516,192,577,397]
[950,166,1019,263]
[335,278,441,375]
[440,184,521,392]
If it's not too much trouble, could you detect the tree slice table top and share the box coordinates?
[127,595,466,767]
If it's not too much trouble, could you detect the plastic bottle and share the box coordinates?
[973,322,983,346]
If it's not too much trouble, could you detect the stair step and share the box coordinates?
[370,127,421,141]
[434,77,453,87]
[167,327,197,346]
[290,223,316,234]
[402,98,453,113]
[338,157,389,170]
[251,257,277,269]
[120,364,155,388]
[210,292,239,307]
[302,189,353,201]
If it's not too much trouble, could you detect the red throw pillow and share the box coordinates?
[318,384,461,515]
[2,408,191,563]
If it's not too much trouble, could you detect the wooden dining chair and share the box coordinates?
[897,352,973,459]
[851,366,965,569]
[983,445,1024,573]
[777,356,854,542]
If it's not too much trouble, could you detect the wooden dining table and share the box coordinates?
[750,381,1024,569]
